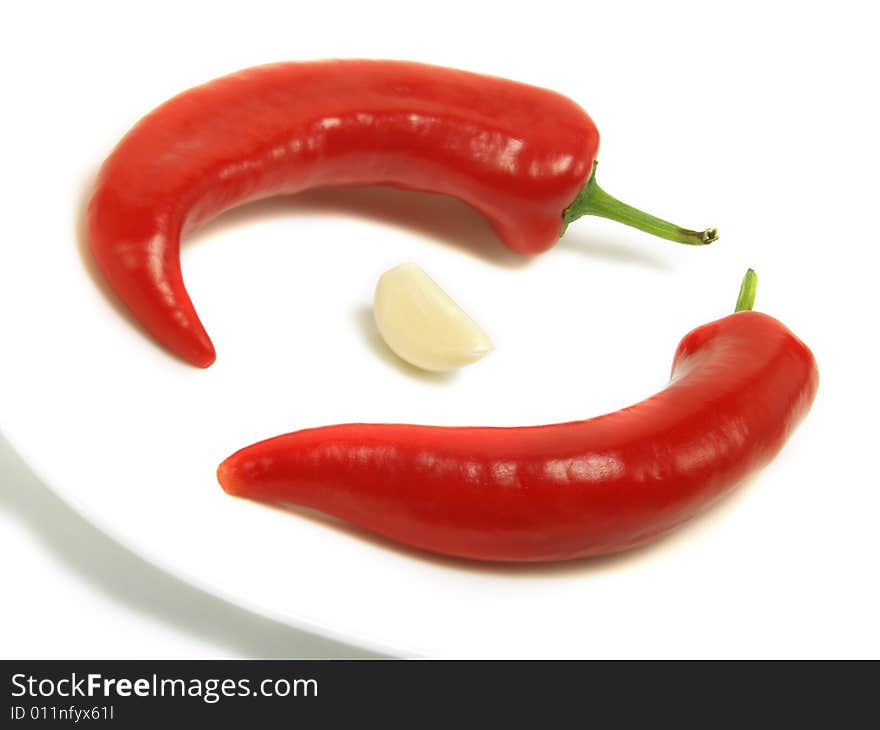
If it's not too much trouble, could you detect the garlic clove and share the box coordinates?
[373,263,494,372]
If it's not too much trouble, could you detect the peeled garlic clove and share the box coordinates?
[374,263,494,372]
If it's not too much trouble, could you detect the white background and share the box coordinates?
[1,1,878,658]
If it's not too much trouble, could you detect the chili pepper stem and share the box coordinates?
[735,268,758,312]
[562,161,718,245]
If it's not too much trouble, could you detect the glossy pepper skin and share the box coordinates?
[218,300,819,563]
[87,60,716,368]
[87,60,599,368]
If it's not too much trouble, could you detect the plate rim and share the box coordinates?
[0,421,409,658]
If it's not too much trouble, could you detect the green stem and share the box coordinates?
[735,268,758,312]
[562,161,718,246]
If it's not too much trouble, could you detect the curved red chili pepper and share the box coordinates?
[87,60,716,367]
[217,272,818,563]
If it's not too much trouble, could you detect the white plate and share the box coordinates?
[3,3,878,658]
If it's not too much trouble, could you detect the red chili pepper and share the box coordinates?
[87,60,717,367]
[217,271,818,562]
